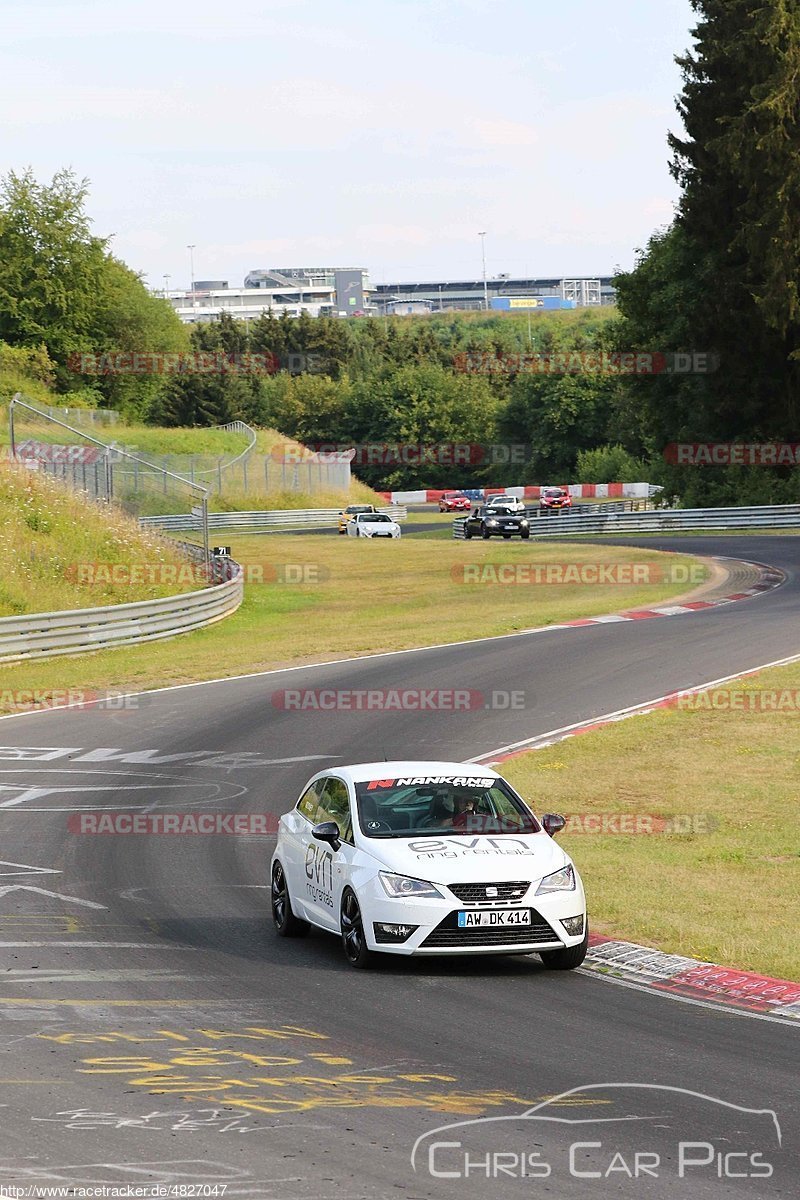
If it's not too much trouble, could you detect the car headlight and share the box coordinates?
[519,519,529,526]
[535,865,576,895]
[380,872,444,899]
[487,519,499,526]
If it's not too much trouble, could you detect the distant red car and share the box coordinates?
[439,493,472,513]
[539,487,572,514]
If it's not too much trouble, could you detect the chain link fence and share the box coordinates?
[7,402,351,503]
[8,395,211,560]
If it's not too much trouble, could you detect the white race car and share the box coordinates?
[484,494,527,514]
[271,761,587,969]
[346,512,401,538]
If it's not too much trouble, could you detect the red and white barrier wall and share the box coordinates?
[376,483,654,504]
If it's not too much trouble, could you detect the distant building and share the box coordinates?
[165,266,372,324]
[385,299,433,316]
[372,276,613,313]
[161,266,613,324]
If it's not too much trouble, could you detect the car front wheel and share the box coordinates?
[481,526,492,540]
[271,861,309,937]
[539,928,588,970]
[340,889,374,968]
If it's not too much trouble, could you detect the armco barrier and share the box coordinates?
[0,565,244,663]
[140,506,407,533]
[454,504,800,539]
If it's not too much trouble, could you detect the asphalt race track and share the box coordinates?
[0,535,798,1199]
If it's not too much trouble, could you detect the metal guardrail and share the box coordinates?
[567,499,649,516]
[454,504,800,539]
[141,506,408,532]
[0,564,244,664]
[194,421,257,476]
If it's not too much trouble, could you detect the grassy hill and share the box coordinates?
[0,462,204,617]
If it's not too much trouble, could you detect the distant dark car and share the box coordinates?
[439,493,472,513]
[539,487,572,514]
[463,505,531,540]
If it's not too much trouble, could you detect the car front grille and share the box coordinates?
[448,881,530,903]
[421,909,561,949]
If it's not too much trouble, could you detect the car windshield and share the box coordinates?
[543,489,565,498]
[347,506,373,514]
[361,513,390,523]
[354,776,540,838]
[487,507,514,516]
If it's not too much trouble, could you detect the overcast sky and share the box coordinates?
[3,0,695,290]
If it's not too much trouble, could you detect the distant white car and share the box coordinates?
[271,760,587,969]
[346,512,401,538]
[485,494,527,513]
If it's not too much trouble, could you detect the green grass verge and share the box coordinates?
[501,660,800,981]
[0,536,705,710]
[0,463,202,616]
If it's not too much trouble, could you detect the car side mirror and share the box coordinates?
[542,813,566,838]
[312,821,341,851]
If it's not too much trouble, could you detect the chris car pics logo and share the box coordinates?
[411,1084,781,1185]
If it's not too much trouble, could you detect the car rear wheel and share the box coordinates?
[539,928,588,970]
[340,889,374,968]
[271,861,309,937]
[464,525,473,540]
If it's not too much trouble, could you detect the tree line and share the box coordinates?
[149,308,645,488]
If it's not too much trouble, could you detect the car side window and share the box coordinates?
[318,778,353,843]
[296,780,323,823]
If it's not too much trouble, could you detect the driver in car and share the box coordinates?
[450,794,480,830]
